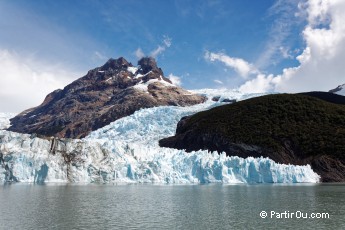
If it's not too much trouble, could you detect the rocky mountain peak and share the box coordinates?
[138,57,159,73]
[100,57,132,71]
[137,57,170,83]
[329,83,345,96]
[8,57,206,138]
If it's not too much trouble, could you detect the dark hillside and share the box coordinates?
[299,91,345,105]
[160,93,345,182]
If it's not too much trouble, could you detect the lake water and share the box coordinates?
[0,183,344,229]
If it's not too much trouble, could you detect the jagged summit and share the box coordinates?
[137,57,171,83]
[100,57,132,71]
[138,57,160,73]
[8,57,206,138]
[329,83,345,96]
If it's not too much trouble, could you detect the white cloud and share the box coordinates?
[240,0,345,93]
[93,51,107,61]
[214,79,224,85]
[306,0,331,26]
[163,36,172,47]
[279,46,293,59]
[151,45,166,58]
[0,50,79,113]
[0,2,101,70]
[255,0,303,69]
[150,36,172,58]
[204,51,258,78]
[135,48,145,59]
[168,73,181,86]
[239,74,277,93]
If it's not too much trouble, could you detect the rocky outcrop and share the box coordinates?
[211,96,236,103]
[329,84,345,93]
[8,57,206,138]
[159,93,345,182]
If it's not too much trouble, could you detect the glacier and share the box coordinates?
[0,113,15,130]
[0,89,320,184]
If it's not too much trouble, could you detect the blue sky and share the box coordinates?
[0,0,304,85]
[1,0,345,112]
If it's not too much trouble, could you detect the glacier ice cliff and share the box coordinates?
[0,89,320,184]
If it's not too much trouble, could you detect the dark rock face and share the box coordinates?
[211,96,220,102]
[8,57,206,138]
[221,98,236,103]
[211,96,236,103]
[159,93,345,182]
[329,84,345,94]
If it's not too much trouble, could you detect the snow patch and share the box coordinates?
[190,88,270,103]
[134,70,152,79]
[337,89,345,96]
[335,85,345,96]
[127,66,138,75]
[133,80,148,92]
[133,78,175,92]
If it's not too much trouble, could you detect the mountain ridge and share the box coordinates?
[329,83,345,95]
[8,57,206,138]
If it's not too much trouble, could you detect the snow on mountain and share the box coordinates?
[336,86,345,96]
[329,84,345,96]
[0,89,320,184]
[127,66,138,75]
[133,78,175,92]
[190,88,272,102]
[7,57,205,138]
[0,113,16,130]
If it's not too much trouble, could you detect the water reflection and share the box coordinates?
[0,184,344,229]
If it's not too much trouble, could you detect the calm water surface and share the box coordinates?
[0,183,344,229]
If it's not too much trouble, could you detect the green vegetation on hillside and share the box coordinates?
[182,94,345,157]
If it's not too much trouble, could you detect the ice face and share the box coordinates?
[0,89,320,184]
[0,130,320,184]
